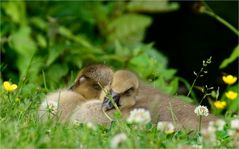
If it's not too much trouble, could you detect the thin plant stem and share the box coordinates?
[102,110,113,121]
[42,70,48,90]
[187,68,203,97]
[199,94,207,105]
[199,116,202,132]
[202,2,239,36]
[98,82,122,120]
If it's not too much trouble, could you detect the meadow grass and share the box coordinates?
[0,82,237,149]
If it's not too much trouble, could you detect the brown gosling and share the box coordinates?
[70,70,139,125]
[70,64,114,99]
[101,70,218,130]
[38,64,113,122]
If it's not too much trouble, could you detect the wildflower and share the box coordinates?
[194,105,209,116]
[214,101,226,109]
[191,144,203,149]
[209,119,226,131]
[231,119,239,129]
[201,128,217,143]
[127,108,151,124]
[222,75,237,85]
[225,91,238,100]
[228,119,239,147]
[86,122,96,130]
[41,100,58,114]
[110,133,127,149]
[3,81,17,92]
[157,121,175,134]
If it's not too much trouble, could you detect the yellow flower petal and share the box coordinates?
[11,84,17,90]
[214,101,226,109]
[225,91,238,100]
[3,81,18,92]
[222,75,237,85]
[3,81,11,88]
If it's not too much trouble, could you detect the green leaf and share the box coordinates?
[46,46,65,67]
[46,64,69,89]
[1,1,27,25]
[30,17,47,30]
[153,77,178,95]
[10,26,37,57]
[10,26,37,76]
[168,77,179,95]
[127,0,179,13]
[107,14,152,45]
[36,34,47,48]
[219,44,239,69]
[58,26,94,49]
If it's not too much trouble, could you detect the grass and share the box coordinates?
[0,82,237,149]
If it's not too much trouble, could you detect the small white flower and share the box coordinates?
[42,100,58,114]
[231,119,239,129]
[194,105,209,117]
[110,133,127,149]
[157,121,175,134]
[228,129,236,136]
[86,122,96,130]
[209,119,226,131]
[201,128,216,143]
[192,144,203,149]
[127,108,151,124]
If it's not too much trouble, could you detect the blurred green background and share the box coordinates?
[0,1,238,98]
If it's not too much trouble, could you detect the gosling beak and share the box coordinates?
[102,90,120,111]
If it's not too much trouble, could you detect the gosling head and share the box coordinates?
[102,70,139,111]
[70,64,113,99]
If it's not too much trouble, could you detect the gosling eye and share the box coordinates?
[124,87,134,96]
[92,83,101,90]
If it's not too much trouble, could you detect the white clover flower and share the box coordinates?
[228,129,236,136]
[228,129,239,147]
[209,119,226,131]
[86,122,96,130]
[201,128,216,143]
[41,100,58,114]
[127,108,151,124]
[157,121,175,134]
[194,105,209,117]
[228,119,239,146]
[110,133,127,149]
[231,119,239,129]
[192,144,203,149]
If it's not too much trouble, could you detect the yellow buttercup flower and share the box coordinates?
[225,91,238,100]
[3,81,17,92]
[214,101,226,109]
[222,75,237,85]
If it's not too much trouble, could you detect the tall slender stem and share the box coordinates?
[199,116,202,132]
[187,68,203,97]
[201,2,239,36]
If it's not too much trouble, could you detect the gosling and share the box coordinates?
[38,64,113,122]
[101,70,218,130]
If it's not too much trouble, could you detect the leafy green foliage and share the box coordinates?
[1,1,179,93]
[1,1,237,148]
[220,44,239,69]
